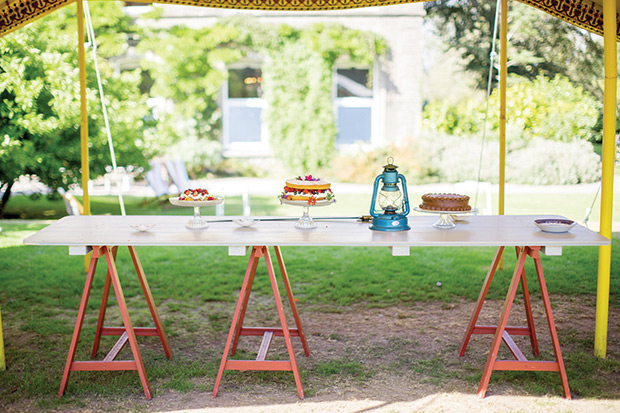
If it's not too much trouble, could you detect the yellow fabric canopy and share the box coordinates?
[1,0,620,40]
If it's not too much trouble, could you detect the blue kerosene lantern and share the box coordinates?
[369,157,410,231]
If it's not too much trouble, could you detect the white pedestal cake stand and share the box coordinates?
[169,197,224,229]
[414,207,478,229]
[280,198,335,229]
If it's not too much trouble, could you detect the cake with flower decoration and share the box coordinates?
[281,175,335,205]
[179,188,217,201]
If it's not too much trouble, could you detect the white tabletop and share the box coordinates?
[23,215,609,250]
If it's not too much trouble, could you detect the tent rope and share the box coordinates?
[83,1,126,216]
[474,0,501,210]
[583,136,618,227]
[583,183,601,227]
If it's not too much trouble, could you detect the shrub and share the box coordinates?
[423,75,600,144]
[328,141,435,184]
[506,138,601,184]
[419,134,500,183]
[329,134,601,185]
[422,96,486,136]
[262,41,337,173]
[488,75,600,143]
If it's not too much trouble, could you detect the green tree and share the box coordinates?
[423,74,598,142]
[138,23,244,167]
[487,75,599,143]
[0,3,154,215]
[424,0,604,100]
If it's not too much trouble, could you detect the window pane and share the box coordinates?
[228,107,262,143]
[337,107,371,144]
[337,68,372,98]
[228,68,262,98]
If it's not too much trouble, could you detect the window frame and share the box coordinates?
[222,62,270,156]
[332,63,378,148]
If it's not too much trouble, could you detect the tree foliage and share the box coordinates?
[487,75,598,142]
[0,3,154,214]
[423,75,599,142]
[424,0,605,100]
[138,23,244,163]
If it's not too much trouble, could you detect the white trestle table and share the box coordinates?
[23,214,609,400]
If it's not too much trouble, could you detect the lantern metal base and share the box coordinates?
[370,215,410,231]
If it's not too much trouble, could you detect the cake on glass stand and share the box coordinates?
[414,207,478,229]
[169,197,224,229]
[280,198,335,229]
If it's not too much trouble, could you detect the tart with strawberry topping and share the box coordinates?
[179,188,217,201]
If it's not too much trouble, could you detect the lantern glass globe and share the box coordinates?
[378,188,403,213]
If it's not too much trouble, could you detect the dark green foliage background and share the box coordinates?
[0,3,154,195]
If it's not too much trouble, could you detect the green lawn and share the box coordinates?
[1,194,619,409]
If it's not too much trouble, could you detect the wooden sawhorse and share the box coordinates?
[459,246,570,399]
[213,245,310,399]
[59,245,171,400]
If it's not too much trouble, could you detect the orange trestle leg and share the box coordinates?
[59,247,100,398]
[515,246,539,357]
[91,246,118,358]
[460,246,570,399]
[230,254,260,356]
[532,250,571,399]
[60,246,171,400]
[213,246,309,399]
[274,246,310,357]
[128,246,172,359]
[103,246,152,399]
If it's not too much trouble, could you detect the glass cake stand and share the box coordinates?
[280,198,335,229]
[414,207,478,229]
[169,197,224,229]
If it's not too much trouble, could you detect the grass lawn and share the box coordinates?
[1,194,619,410]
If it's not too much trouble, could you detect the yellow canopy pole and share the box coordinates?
[594,0,617,358]
[77,0,91,271]
[0,304,5,371]
[78,0,90,216]
[499,0,507,216]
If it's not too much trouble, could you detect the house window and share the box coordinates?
[223,66,268,152]
[334,68,374,145]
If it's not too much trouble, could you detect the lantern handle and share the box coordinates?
[369,174,382,217]
[399,173,410,216]
[387,156,394,165]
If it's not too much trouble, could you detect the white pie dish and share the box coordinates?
[233,219,258,227]
[130,224,156,232]
[534,219,576,233]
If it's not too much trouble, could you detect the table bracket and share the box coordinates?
[69,245,92,256]
[228,246,249,256]
[389,246,410,256]
[59,246,171,400]
[213,245,309,399]
[459,246,570,399]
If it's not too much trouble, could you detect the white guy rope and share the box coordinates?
[475,0,501,210]
[83,1,126,216]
